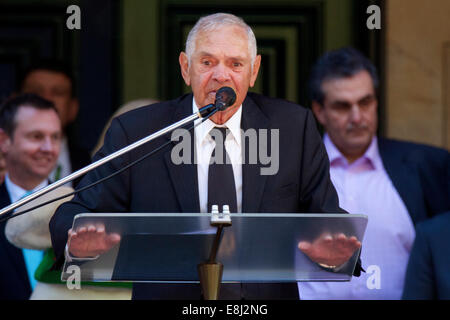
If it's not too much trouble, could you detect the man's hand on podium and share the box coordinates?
[67,223,121,258]
[298,233,361,269]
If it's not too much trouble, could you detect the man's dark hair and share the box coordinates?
[0,93,58,137]
[309,47,379,105]
[18,59,76,97]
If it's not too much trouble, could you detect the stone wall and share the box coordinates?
[386,0,450,149]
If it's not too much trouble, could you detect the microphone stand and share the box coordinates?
[198,205,232,300]
[0,103,218,219]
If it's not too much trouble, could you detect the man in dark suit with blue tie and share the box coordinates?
[0,94,62,299]
[50,13,363,300]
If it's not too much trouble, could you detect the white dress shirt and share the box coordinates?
[193,98,243,213]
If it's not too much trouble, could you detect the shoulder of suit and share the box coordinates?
[112,94,191,129]
[379,138,449,160]
[416,212,450,238]
[114,98,179,122]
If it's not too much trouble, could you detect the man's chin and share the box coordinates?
[32,166,56,179]
[210,105,239,124]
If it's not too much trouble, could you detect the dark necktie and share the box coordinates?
[207,127,237,213]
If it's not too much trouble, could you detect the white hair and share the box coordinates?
[185,13,257,67]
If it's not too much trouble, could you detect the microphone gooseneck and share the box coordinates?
[0,87,238,221]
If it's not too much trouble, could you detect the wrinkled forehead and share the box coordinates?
[193,26,251,58]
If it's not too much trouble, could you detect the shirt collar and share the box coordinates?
[323,133,381,170]
[4,174,49,203]
[193,97,243,147]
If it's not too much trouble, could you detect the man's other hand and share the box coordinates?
[298,233,361,268]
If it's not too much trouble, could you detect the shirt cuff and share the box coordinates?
[318,260,350,273]
[64,243,100,262]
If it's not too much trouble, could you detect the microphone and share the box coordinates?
[197,87,237,117]
[215,87,236,111]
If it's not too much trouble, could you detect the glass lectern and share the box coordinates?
[62,213,367,286]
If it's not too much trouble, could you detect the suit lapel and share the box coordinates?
[0,183,11,214]
[378,139,426,225]
[241,95,270,213]
[163,94,200,213]
[0,183,31,292]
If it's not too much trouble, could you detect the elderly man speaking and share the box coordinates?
[50,13,362,300]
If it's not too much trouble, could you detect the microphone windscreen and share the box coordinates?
[5,186,74,250]
[215,87,237,111]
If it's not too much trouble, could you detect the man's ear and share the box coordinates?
[311,101,326,126]
[0,129,11,154]
[249,55,261,87]
[179,52,191,86]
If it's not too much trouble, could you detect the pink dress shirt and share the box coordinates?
[298,134,415,299]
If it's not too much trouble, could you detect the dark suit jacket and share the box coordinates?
[402,212,450,300]
[0,183,31,300]
[378,138,450,225]
[50,92,356,299]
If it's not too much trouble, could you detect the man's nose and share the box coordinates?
[40,137,54,152]
[350,104,362,123]
[212,63,231,83]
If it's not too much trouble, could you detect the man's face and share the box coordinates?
[312,70,378,161]
[0,106,62,186]
[21,70,78,128]
[179,25,261,124]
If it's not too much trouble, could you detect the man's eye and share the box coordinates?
[30,133,43,140]
[359,97,374,108]
[53,89,67,97]
[233,62,242,67]
[26,87,43,95]
[333,103,350,111]
[202,60,211,66]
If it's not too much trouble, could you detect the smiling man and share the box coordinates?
[50,13,362,300]
[0,93,61,299]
